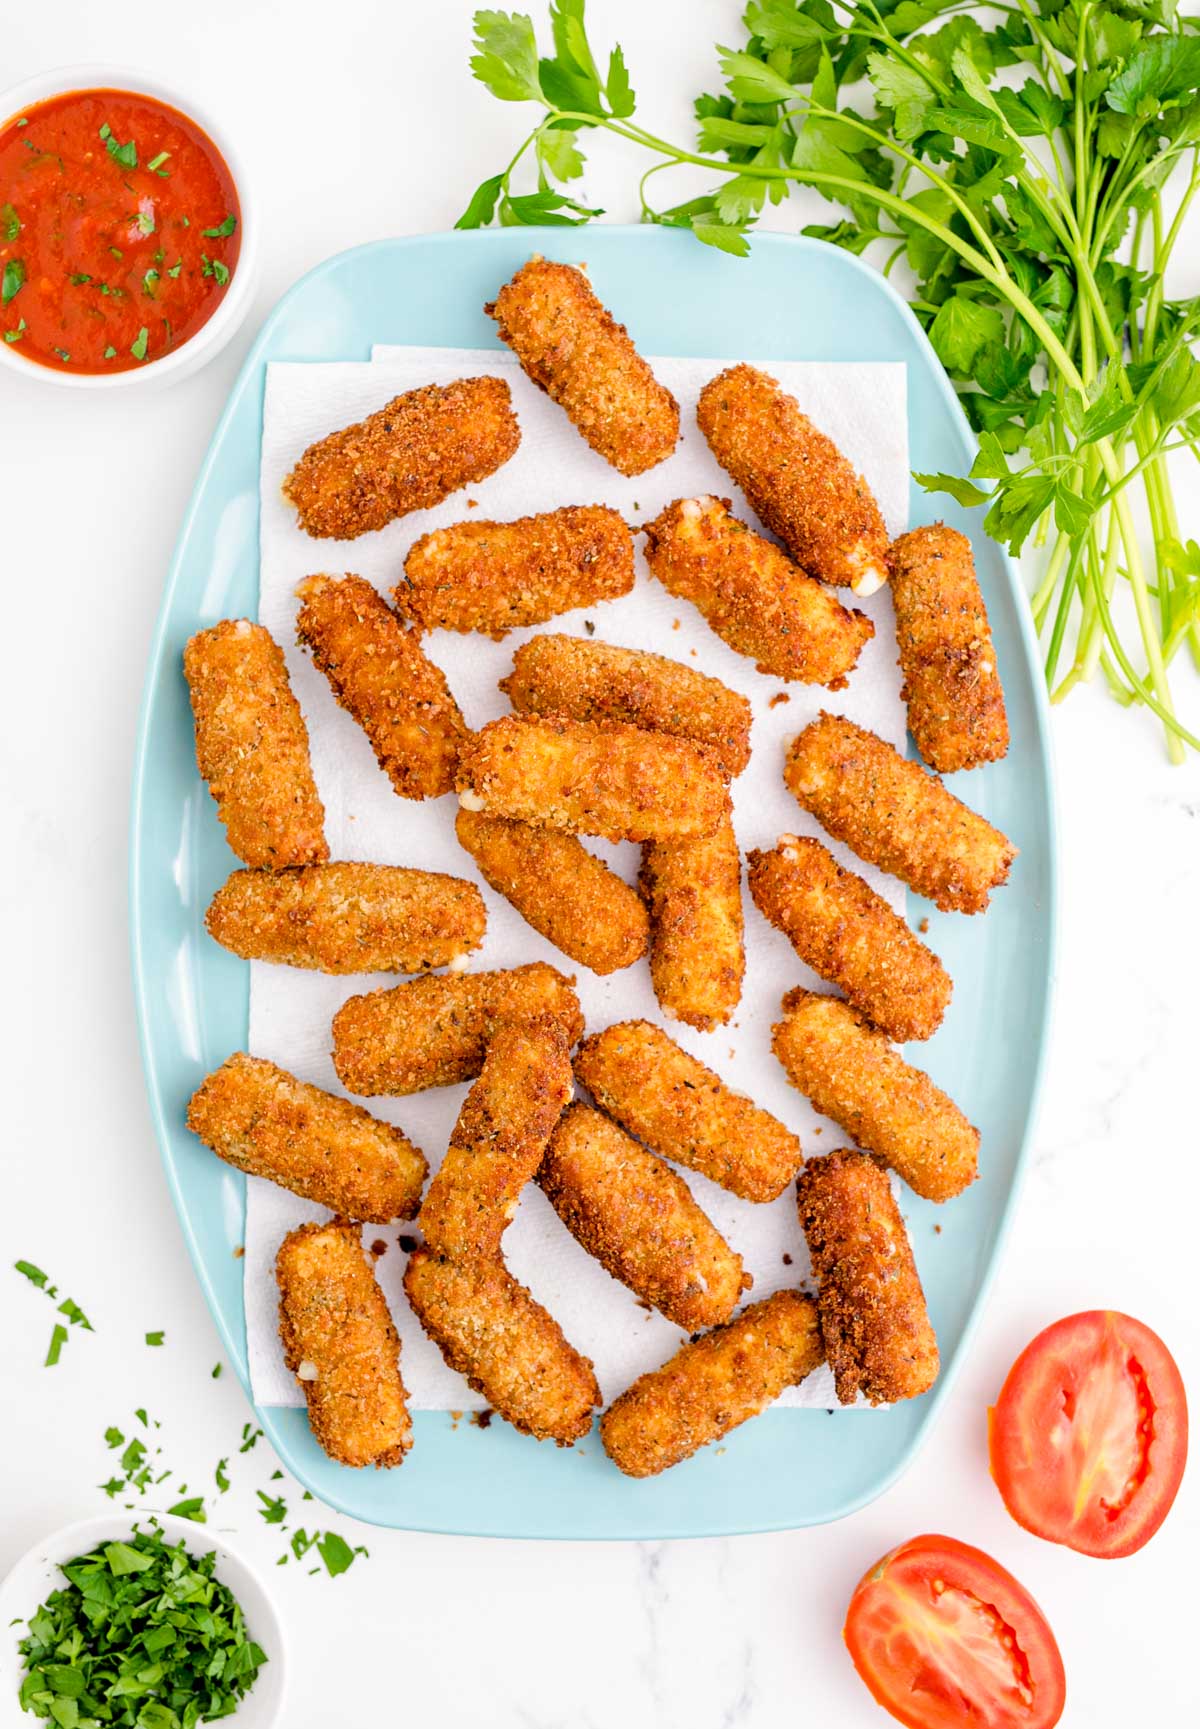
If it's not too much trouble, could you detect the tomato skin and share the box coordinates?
[989,1310,1188,1559]
[844,1534,1066,1729]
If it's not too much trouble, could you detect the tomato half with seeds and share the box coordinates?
[989,1309,1187,1559]
[844,1535,1065,1729]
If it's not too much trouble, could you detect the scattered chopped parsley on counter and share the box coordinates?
[144,1331,164,1347]
[15,1260,95,1363]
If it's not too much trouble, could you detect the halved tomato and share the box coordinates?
[844,1534,1065,1729]
[989,1310,1188,1559]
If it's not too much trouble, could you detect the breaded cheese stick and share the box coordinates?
[457,715,729,844]
[639,816,745,1031]
[771,989,978,1202]
[398,506,634,637]
[183,620,327,869]
[642,496,874,688]
[696,364,889,594]
[404,1247,599,1444]
[455,807,648,975]
[747,836,950,1043]
[485,256,678,475]
[575,1020,802,1203]
[785,713,1016,915]
[205,862,485,974]
[419,1018,572,1258]
[188,1052,427,1222]
[600,1291,823,1478]
[889,523,1009,772]
[296,574,467,800]
[501,634,753,778]
[332,962,584,1097]
[282,376,520,540]
[796,1150,939,1405]
[277,1219,412,1467]
[538,1104,749,1330]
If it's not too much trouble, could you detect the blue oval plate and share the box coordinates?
[130,226,1056,1538]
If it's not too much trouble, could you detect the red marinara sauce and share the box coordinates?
[0,88,241,374]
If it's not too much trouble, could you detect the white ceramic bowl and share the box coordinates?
[0,1512,287,1727]
[0,63,258,390]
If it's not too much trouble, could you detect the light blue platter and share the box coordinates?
[130,226,1056,1538]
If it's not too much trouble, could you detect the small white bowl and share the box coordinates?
[0,1512,287,1727]
[0,63,258,390]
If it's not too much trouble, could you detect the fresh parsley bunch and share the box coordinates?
[460,0,1200,759]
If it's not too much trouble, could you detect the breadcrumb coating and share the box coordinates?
[796,1150,939,1405]
[485,256,678,476]
[575,1020,803,1203]
[183,620,327,869]
[282,376,520,540]
[640,815,745,1031]
[276,1219,412,1467]
[785,712,1016,914]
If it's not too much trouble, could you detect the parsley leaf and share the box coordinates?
[202,213,237,238]
[2,259,25,304]
[144,1329,164,1345]
[130,328,149,362]
[470,11,542,102]
[2,202,18,241]
[44,1324,68,1367]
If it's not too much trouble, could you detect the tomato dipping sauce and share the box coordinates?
[0,88,240,374]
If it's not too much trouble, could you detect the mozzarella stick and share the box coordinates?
[296,574,467,800]
[772,990,978,1202]
[187,1052,427,1222]
[276,1220,412,1467]
[600,1291,824,1478]
[747,836,951,1042]
[398,505,634,637]
[538,1104,749,1330]
[889,523,1009,772]
[332,962,583,1097]
[639,816,745,1031]
[796,1150,939,1405]
[575,1020,802,1203]
[455,807,648,975]
[282,376,519,540]
[642,496,874,688]
[205,862,485,974]
[419,1018,572,1258]
[404,1247,599,1444]
[696,364,889,594]
[183,620,327,869]
[485,256,678,475]
[785,713,1016,914]
[501,634,753,778]
[457,715,729,844]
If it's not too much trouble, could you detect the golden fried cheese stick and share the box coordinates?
[639,815,745,1031]
[419,1018,572,1258]
[747,836,950,1043]
[183,620,327,869]
[485,256,678,475]
[206,862,485,975]
[600,1291,823,1478]
[575,1020,802,1203]
[332,962,584,1097]
[796,1150,939,1405]
[296,574,467,800]
[276,1219,412,1467]
[282,376,520,540]
[538,1104,749,1330]
[398,506,634,637]
[501,633,753,778]
[188,1052,427,1222]
[457,715,729,844]
[696,364,889,594]
[889,523,1010,773]
[771,989,978,1202]
[404,1247,599,1444]
[785,713,1016,915]
[641,496,874,688]
[455,807,648,975]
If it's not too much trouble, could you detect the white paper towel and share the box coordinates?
[247,346,908,1411]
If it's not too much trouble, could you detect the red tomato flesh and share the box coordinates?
[989,1310,1188,1559]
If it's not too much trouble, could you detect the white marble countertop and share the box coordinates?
[3,4,1197,1723]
